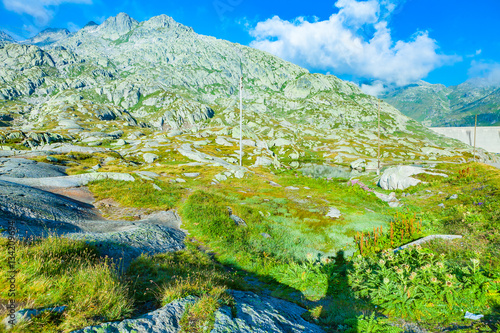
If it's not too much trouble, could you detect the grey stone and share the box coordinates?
[152,183,162,191]
[183,172,200,178]
[253,156,274,167]
[234,170,245,179]
[350,158,366,171]
[0,172,135,188]
[3,306,67,330]
[136,171,160,178]
[213,290,325,333]
[326,207,341,218]
[261,233,272,239]
[285,186,300,190]
[394,235,462,252]
[438,203,445,208]
[448,194,458,200]
[0,158,66,178]
[143,153,159,163]
[215,173,227,182]
[72,297,195,333]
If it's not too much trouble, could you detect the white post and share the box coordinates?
[377,99,381,176]
[239,76,243,167]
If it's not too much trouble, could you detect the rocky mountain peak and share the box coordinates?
[83,21,98,28]
[97,12,138,40]
[23,28,70,46]
[143,14,184,30]
[0,31,15,43]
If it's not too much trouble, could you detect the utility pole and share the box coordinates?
[473,114,477,163]
[377,99,381,175]
[239,76,243,167]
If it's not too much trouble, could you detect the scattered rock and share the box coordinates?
[448,194,458,200]
[152,184,162,191]
[215,173,227,182]
[3,306,67,330]
[285,186,299,190]
[234,169,245,179]
[378,165,447,191]
[228,208,247,227]
[261,233,272,239]
[213,290,325,333]
[438,203,445,208]
[143,153,159,163]
[326,207,341,218]
[183,172,200,178]
[73,297,195,333]
[350,158,366,171]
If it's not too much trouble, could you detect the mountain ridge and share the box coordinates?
[381,78,500,126]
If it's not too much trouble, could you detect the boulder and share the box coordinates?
[326,207,341,218]
[378,166,423,190]
[213,290,325,333]
[350,158,366,171]
[143,153,159,163]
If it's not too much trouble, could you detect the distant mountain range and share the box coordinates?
[381,80,500,127]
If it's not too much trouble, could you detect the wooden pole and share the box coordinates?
[239,76,243,167]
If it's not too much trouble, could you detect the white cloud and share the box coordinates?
[67,21,81,32]
[468,60,500,85]
[250,0,458,86]
[360,80,387,96]
[2,0,92,25]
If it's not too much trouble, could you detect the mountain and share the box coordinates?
[381,79,500,127]
[1,12,495,166]
[22,28,71,47]
[0,31,15,44]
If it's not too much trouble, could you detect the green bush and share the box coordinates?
[348,246,498,325]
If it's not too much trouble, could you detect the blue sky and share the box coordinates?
[1,0,499,91]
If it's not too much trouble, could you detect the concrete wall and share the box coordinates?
[430,126,500,154]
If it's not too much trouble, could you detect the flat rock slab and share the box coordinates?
[378,165,448,190]
[70,223,185,270]
[394,235,463,252]
[0,158,67,178]
[213,290,325,333]
[0,172,135,188]
[0,180,185,269]
[39,144,109,154]
[72,297,195,333]
[73,291,324,333]
[0,179,99,230]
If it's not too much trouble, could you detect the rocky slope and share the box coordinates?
[0,31,15,44]
[381,79,500,127]
[1,12,493,171]
[22,28,71,47]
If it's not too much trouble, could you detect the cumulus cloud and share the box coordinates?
[468,60,500,85]
[250,0,458,86]
[2,0,92,25]
[360,80,387,96]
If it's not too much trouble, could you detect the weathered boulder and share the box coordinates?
[143,153,158,163]
[378,165,447,190]
[213,290,325,332]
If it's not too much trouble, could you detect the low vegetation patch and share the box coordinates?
[0,236,133,332]
[89,179,184,210]
[125,245,242,332]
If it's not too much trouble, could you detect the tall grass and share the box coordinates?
[0,236,133,332]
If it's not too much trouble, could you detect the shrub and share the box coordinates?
[348,246,498,325]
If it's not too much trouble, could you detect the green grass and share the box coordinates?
[88,179,184,210]
[0,236,133,332]
[125,244,242,331]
